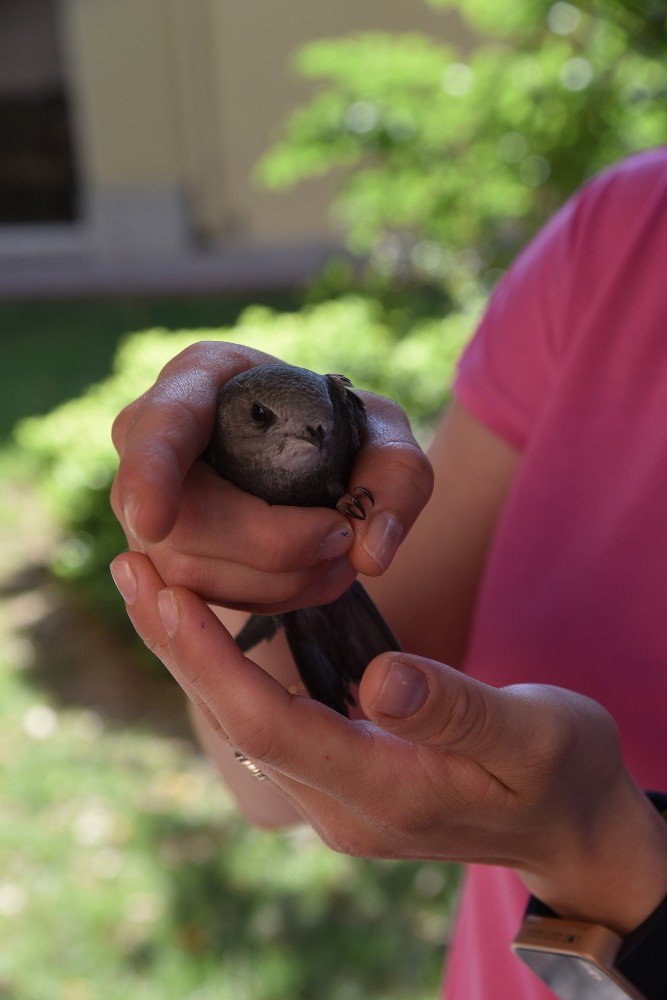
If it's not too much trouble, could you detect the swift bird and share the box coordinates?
[205,363,400,716]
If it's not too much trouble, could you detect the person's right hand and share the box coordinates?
[111,549,667,938]
[110,341,434,615]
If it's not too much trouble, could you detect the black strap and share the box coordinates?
[614,792,667,999]
[525,791,667,1000]
[234,614,280,653]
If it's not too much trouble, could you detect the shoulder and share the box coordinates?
[568,146,667,249]
[513,147,667,279]
[580,146,667,202]
[503,146,667,342]
[453,149,667,449]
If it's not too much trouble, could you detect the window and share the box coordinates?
[0,0,78,224]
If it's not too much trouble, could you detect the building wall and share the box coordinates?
[2,0,471,275]
[209,0,469,247]
[0,0,63,95]
[62,0,191,256]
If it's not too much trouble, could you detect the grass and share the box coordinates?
[0,492,459,1000]
[0,294,298,443]
[0,664,459,1000]
[0,296,460,999]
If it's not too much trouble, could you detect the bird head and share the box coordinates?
[212,364,337,475]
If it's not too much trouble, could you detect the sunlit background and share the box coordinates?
[1,1,665,997]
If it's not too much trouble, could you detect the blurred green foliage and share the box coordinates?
[0,650,458,999]
[16,297,475,621]
[0,294,297,442]
[258,0,667,306]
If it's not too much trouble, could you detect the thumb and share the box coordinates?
[359,652,525,765]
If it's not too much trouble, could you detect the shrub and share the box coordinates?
[258,0,667,305]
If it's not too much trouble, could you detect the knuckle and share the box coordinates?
[523,712,579,789]
[155,367,216,411]
[155,397,204,441]
[429,681,490,752]
[360,440,434,516]
[412,452,435,503]
[116,391,206,469]
[111,402,138,454]
[159,341,219,377]
[541,693,618,773]
[249,516,300,574]
[231,715,285,768]
[385,444,435,505]
[126,397,209,473]
[158,342,273,394]
[190,696,230,742]
[360,391,410,428]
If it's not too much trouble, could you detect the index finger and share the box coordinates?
[112,341,281,543]
[139,571,376,801]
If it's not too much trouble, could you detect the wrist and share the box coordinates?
[520,779,667,936]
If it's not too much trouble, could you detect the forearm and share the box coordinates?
[189,605,304,828]
[364,401,521,667]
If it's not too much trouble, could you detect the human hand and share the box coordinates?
[110,342,433,612]
[111,551,667,938]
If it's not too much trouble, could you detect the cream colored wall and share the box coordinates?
[61,0,189,255]
[209,0,470,248]
[58,0,469,258]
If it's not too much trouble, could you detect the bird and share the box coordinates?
[204,362,401,716]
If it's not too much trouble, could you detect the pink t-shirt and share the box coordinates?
[444,148,667,998]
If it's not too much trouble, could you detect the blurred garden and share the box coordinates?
[1,1,666,997]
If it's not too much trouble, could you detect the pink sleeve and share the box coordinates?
[453,197,578,450]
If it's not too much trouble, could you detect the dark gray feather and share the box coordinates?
[205,363,401,715]
[280,581,401,716]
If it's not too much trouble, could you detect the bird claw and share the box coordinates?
[336,486,375,521]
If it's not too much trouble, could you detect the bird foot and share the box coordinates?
[336,486,375,520]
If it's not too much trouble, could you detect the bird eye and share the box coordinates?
[251,402,270,424]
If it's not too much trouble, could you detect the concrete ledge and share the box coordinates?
[0,239,343,300]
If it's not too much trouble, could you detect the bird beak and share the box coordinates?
[302,424,325,450]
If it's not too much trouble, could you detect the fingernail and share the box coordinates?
[372,660,428,718]
[363,512,403,572]
[318,524,354,561]
[110,558,137,605]
[158,589,179,638]
[123,492,141,539]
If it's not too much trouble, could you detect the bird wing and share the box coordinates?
[324,374,367,455]
[280,581,401,717]
[234,614,281,653]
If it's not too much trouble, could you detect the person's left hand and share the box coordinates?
[111,551,667,937]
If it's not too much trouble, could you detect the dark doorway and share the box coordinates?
[0,0,79,223]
